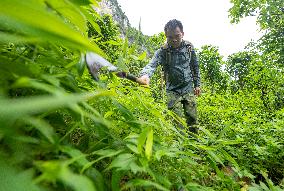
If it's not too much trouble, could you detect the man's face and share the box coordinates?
[165,27,184,49]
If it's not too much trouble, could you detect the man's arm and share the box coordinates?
[137,49,163,85]
[190,48,201,96]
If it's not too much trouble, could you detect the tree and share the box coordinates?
[88,14,123,63]
[229,0,284,65]
[226,51,253,89]
[229,0,284,109]
[198,45,227,93]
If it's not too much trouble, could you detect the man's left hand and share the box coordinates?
[194,87,201,96]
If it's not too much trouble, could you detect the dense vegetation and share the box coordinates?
[0,0,283,190]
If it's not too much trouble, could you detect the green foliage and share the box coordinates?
[226,51,253,89]
[0,0,284,190]
[198,45,228,93]
[229,0,284,65]
[0,0,103,54]
[88,14,123,63]
[225,50,284,110]
[199,91,284,174]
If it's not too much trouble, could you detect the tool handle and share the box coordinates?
[115,72,138,82]
[125,73,138,82]
[115,72,149,87]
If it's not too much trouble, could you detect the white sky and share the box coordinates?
[117,0,262,58]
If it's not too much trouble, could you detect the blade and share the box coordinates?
[85,52,118,81]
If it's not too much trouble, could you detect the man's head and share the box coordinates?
[164,19,184,49]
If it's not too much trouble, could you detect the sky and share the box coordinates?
[116,0,263,58]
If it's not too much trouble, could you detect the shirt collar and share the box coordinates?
[168,40,185,50]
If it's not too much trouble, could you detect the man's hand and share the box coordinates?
[136,75,150,85]
[194,87,201,96]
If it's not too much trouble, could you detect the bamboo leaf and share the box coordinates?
[111,170,124,191]
[122,179,169,191]
[69,0,98,6]
[137,126,150,154]
[138,51,147,61]
[60,166,96,191]
[85,168,106,191]
[145,127,153,160]
[60,146,89,167]
[207,150,224,166]
[108,153,136,170]
[0,160,41,191]
[77,53,86,76]
[0,0,104,55]
[105,40,121,46]
[81,149,124,172]
[23,117,57,144]
[0,32,39,44]
[0,91,113,121]
[60,146,106,191]
[46,0,87,33]
[35,161,96,191]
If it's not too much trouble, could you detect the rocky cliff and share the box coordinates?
[96,0,130,35]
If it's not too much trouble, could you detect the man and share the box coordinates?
[137,19,201,133]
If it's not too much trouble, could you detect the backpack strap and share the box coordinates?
[184,40,193,61]
[161,40,194,73]
[184,41,200,88]
[159,40,198,89]
[161,43,171,70]
[160,43,171,83]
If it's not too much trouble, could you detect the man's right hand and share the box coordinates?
[136,75,150,85]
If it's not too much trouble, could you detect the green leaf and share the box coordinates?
[60,166,96,191]
[145,127,153,160]
[12,77,60,94]
[60,146,106,191]
[81,149,123,172]
[91,149,120,157]
[138,51,147,60]
[85,168,106,191]
[23,117,57,144]
[207,150,224,166]
[129,162,145,174]
[0,0,104,55]
[116,55,129,72]
[108,153,136,170]
[199,127,215,140]
[151,173,172,189]
[0,160,41,191]
[122,38,128,57]
[259,181,270,191]
[82,8,102,35]
[155,149,177,161]
[0,91,112,121]
[122,179,169,191]
[46,0,87,33]
[69,0,98,6]
[35,161,96,191]
[113,101,134,121]
[60,146,89,167]
[185,182,214,191]
[0,32,38,44]
[104,111,114,118]
[77,53,86,76]
[137,126,150,154]
[105,40,121,46]
[111,170,124,191]
[220,149,240,171]
[126,143,139,154]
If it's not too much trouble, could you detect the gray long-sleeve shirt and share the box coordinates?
[140,40,200,95]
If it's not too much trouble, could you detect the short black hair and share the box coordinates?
[164,19,183,33]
